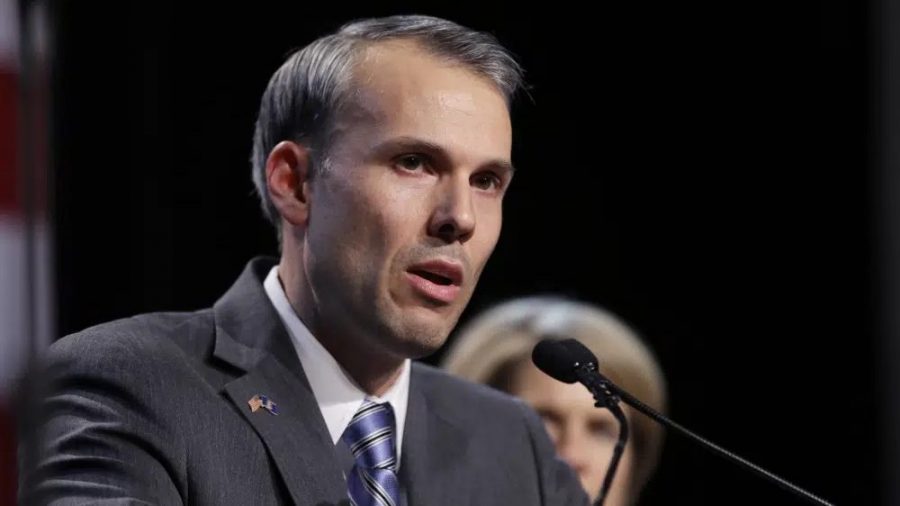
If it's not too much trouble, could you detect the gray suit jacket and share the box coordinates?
[21,258,589,505]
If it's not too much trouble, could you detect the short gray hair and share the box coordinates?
[250,14,526,228]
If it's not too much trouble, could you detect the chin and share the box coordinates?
[395,337,445,359]
[386,317,453,358]
[376,295,463,357]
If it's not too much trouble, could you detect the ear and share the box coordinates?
[265,140,312,228]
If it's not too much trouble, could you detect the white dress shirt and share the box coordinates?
[262,266,410,461]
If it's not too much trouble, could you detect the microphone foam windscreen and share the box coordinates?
[532,338,581,384]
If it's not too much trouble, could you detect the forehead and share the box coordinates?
[514,362,599,406]
[337,40,512,158]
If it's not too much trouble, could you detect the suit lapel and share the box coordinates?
[212,258,349,505]
[223,354,348,505]
[400,366,472,506]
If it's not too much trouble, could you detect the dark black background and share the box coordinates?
[51,2,877,504]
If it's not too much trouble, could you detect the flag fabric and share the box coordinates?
[248,394,279,415]
[0,1,23,502]
[1,1,54,502]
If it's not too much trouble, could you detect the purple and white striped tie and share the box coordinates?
[341,399,400,506]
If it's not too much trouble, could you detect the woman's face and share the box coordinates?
[509,360,634,505]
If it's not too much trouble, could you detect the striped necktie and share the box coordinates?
[341,399,401,506]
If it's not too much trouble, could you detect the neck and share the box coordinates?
[277,253,405,397]
[323,342,406,397]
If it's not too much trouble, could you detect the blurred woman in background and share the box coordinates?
[442,296,667,505]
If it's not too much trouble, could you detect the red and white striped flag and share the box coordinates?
[0,1,23,501]
[1,0,54,501]
[0,0,23,500]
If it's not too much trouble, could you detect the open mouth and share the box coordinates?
[409,269,454,286]
[405,259,464,304]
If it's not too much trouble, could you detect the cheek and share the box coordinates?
[582,428,622,466]
[470,200,503,265]
[327,176,395,242]
[349,188,425,280]
[476,196,503,229]
[620,445,635,477]
[611,445,636,494]
[309,185,390,285]
[371,199,422,256]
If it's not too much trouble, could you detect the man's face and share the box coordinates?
[302,40,513,359]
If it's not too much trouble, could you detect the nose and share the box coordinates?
[428,174,475,244]
[557,426,590,476]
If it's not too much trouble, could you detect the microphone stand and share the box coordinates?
[572,365,628,506]
[572,361,834,506]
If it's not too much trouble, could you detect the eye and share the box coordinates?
[588,419,616,440]
[395,154,427,172]
[536,409,564,442]
[471,171,502,191]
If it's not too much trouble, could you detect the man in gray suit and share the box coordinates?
[22,15,590,506]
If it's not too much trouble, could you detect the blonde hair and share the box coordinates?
[442,296,667,497]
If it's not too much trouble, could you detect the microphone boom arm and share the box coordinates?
[575,362,835,506]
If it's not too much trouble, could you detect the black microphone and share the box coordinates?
[532,338,589,383]
[532,338,834,506]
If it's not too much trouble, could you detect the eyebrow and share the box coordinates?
[371,136,516,176]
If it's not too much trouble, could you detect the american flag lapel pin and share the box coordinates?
[248,394,279,415]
